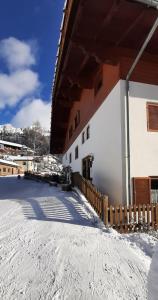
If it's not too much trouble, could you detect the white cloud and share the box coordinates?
[12,99,51,129]
[0,70,40,108]
[0,37,51,130]
[0,37,36,71]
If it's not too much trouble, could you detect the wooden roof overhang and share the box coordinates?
[50,0,158,154]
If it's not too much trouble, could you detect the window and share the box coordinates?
[69,126,73,139]
[23,162,26,165]
[82,132,85,144]
[94,70,103,96]
[75,146,79,159]
[3,168,6,172]
[74,110,80,129]
[147,102,158,131]
[69,153,72,164]
[86,125,90,140]
[8,168,10,172]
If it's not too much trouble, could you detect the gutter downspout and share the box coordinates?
[125,15,158,205]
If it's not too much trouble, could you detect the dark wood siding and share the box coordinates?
[147,103,158,131]
[133,177,151,205]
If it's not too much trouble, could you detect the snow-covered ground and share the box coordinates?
[0,177,157,300]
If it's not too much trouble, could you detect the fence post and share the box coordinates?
[155,204,158,230]
[101,196,108,224]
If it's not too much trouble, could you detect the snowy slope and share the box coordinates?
[0,177,157,300]
[148,243,158,300]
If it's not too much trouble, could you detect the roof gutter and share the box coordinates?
[125,1,158,205]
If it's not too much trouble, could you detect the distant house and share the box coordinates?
[0,140,33,156]
[4,156,37,173]
[50,0,158,206]
[0,159,20,176]
[0,140,27,155]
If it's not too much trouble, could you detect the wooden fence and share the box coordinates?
[72,172,158,233]
[72,172,108,220]
[104,204,158,233]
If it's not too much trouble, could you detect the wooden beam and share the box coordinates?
[116,10,145,47]
[71,38,119,64]
[96,0,123,40]
[69,85,82,101]
[77,76,94,89]
[55,122,67,129]
[57,99,72,108]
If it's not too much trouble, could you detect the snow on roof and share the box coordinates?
[0,140,27,149]
[0,159,19,167]
[6,156,34,161]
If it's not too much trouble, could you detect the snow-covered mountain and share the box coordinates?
[0,124,50,136]
[0,124,23,134]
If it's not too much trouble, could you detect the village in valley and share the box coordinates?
[0,0,158,299]
[0,123,63,178]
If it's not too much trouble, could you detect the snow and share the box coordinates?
[0,159,19,167]
[0,140,27,148]
[4,155,34,161]
[148,243,158,300]
[0,177,157,299]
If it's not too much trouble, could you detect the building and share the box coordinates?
[50,0,158,205]
[0,159,20,176]
[0,140,32,156]
[4,156,37,173]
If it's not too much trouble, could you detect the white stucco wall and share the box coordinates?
[62,80,158,204]
[63,81,125,205]
[129,82,158,178]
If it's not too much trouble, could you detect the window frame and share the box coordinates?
[75,146,79,160]
[147,102,158,132]
[86,125,90,140]
[69,153,72,164]
[82,131,85,144]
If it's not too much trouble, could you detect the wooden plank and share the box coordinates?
[155,204,158,230]
[119,205,123,226]
[103,197,109,225]
[100,198,102,217]
[129,205,132,224]
[110,206,114,226]
[133,177,151,205]
[151,204,155,228]
[92,189,95,207]
[94,194,96,210]
[90,186,92,205]
[114,206,118,228]
[147,204,150,225]
[119,205,123,232]
[133,204,137,224]
[138,204,142,224]
[142,204,146,225]
[124,206,128,233]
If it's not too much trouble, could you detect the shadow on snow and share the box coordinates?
[0,177,95,227]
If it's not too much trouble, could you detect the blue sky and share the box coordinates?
[0,0,65,129]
